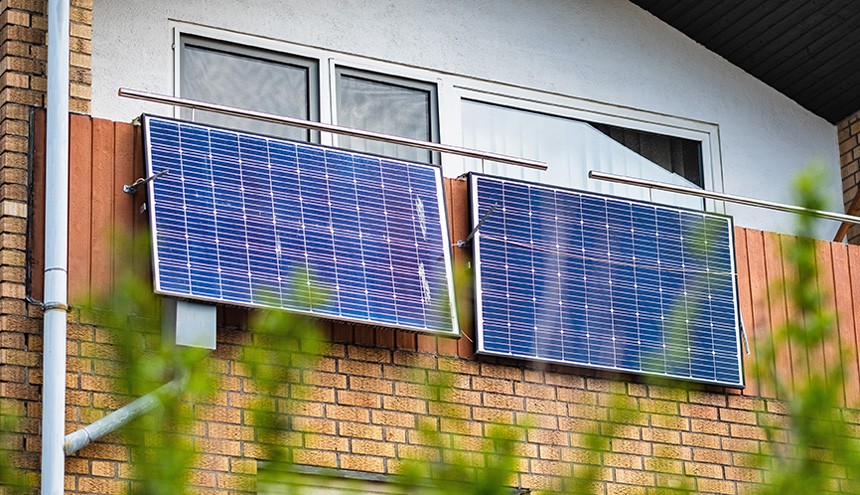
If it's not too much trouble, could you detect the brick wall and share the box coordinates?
[0,0,48,481]
[61,317,808,494]
[13,115,860,494]
[839,111,860,243]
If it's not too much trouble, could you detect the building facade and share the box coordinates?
[3,1,860,493]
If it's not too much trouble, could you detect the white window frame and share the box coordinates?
[443,84,723,211]
[328,60,442,162]
[171,22,445,149]
[170,22,725,212]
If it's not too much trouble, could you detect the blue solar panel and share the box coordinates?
[470,174,743,387]
[143,115,459,335]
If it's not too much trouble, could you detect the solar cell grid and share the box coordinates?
[144,115,458,335]
[471,174,743,387]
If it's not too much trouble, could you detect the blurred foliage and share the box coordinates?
[238,278,324,468]
[4,166,860,495]
[0,399,34,494]
[395,371,521,495]
[83,266,215,495]
[752,166,860,494]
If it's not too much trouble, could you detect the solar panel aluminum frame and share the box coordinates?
[142,114,460,337]
[469,173,745,387]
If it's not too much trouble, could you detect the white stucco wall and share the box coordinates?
[90,0,841,237]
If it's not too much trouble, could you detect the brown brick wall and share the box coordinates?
[839,111,860,244]
[59,317,831,494]
[0,0,48,481]
[68,0,92,114]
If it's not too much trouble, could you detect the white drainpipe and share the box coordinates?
[40,0,70,492]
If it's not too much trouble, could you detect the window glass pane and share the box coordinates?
[461,99,704,210]
[336,70,436,163]
[592,123,703,187]
[181,41,315,141]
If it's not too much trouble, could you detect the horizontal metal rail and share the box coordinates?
[589,170,860,226]
[118,87,548,170]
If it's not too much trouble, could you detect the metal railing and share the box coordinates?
[118,88,547,171]
[589,170,860,226]
[119,88,858,229]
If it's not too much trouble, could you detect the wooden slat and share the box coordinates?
[354,325,374,346]
[221,307,248,329]
[375,328,395,349]
[417,334,436,353]
[846,245,860,408]
[745,229,773,397]
[112,121,136,294]
[762,231,792,398]
[29,110,47,301]
[437,335,458,356]
[131,122,150,280]
[89,119,115,305]
[815,241,841,403]
[437,178,460,358]
[448,178,474,359]
[734,228,759,395]
[831,243,859,406]
[780,234,811,390]
[331,322,353,343]
[67,115,93,305]
[395,331,417,351]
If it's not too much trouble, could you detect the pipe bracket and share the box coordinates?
[42,302,69,312]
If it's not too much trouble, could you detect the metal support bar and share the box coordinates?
[457,202,498,247]
[124,169,169,194]
[117,88,548,171]
[589,170,860,226]
[63,374,187,455]
[833,185,860,242]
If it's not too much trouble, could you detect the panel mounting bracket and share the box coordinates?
[457,202,497,248]
[124,169,169,194]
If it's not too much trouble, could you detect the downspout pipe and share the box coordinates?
[63,374,188,455]
[40,0,70,493]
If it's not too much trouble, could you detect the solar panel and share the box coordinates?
[470,174,743,387]
[142,115,459,336]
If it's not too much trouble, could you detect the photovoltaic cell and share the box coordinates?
[143,115,459,335]
[470,174,743,387]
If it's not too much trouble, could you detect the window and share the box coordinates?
[460,99,706,210]
[334,67,439,163]
[592,123,703,187]
[178,35,440,161]
[179,35,318,141]
[174,27,721,211]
